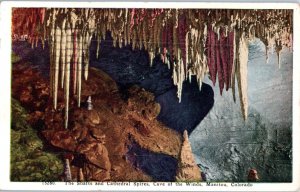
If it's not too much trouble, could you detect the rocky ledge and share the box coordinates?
[12,62,186,181]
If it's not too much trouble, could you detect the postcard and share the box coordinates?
[0,1,299,191]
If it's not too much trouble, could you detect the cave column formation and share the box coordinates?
[12,8,293,129]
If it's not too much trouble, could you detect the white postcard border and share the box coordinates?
[0,1,299,191]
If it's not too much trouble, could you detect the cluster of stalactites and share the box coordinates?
[47,8,94,129]
[12,8,46,48]
[12,8,293,126]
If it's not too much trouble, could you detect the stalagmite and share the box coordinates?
[64,154,73,182]
[78,168,84,182]
[175,130,202,182]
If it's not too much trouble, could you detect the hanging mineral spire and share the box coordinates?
[60,18,67,89]
[236,32,249,120]
[77,32,83,107]
[53,25,61,110]
[12,8,293,127]
[175,130,202,182]
[64,22,72,129]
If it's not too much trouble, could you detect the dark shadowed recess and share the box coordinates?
[89,32,214,134]
[126,141,178,181]
[12,41,51,78]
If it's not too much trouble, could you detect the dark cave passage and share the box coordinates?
[89,32,215,134]
[126,141,178,181]
[12,41,51,78]
[13,32,215,134]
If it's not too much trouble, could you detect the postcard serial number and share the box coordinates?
[42,182,56,185]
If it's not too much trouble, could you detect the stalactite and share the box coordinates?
[49,42,54,98]
[172,15,178,65]
[96,27,101,59]
[177,14,187,78]
[156,15,162,52]
[54,25,61,110]
[231,28,238,103]
[83,32,89,81]
[77,33,83,107]
[12,8,293,126]
[60,18,67,88]
[208,25,217,85]
[275,41,283,68]
[185,32,189,80]
[162,26,167,63]
[220,28,229,91]
[228,30,235,91]
[64,22,72,129]
[73,30,78,94]
[216,30,224,95]
[48,9,56,98]
[236,32,249,120]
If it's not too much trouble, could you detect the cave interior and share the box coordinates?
[10,8,293,182]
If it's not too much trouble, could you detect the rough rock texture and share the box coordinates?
[12,60,182,181]
[176,130,202,182]
[190,40,292,182]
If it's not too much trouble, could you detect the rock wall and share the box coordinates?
[11,59,182,181]
[190,39,292,182]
